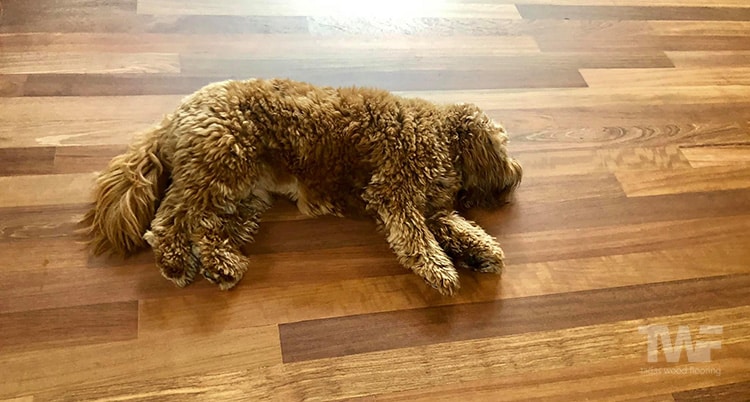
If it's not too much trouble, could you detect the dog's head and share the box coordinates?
[448,103,522,209]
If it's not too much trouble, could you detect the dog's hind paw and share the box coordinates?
[149,230,200,288]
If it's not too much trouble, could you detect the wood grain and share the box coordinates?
[0,325,281,399]
[137,0,523,19]
[581,67,750,87]
[517,5,750,21]
[397,86,750,110]
[615,166,750,197]
[278,274,750,362]
[666,50,750,67]
[0,302,138,353]
[0,173,95,208]
[672,380,750,401]
[0,52,180,74]
[680,144,750,167]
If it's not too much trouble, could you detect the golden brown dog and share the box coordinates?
[83,78,522,295]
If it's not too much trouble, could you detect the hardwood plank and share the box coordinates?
[17,74,220,97]
[396,86,750,111]
[0,397,34,402]
[0,95,182,121]
[514,146,691,177]
[581,67,750,87]
[0,75,26,97]
[53,144,128,174]
[278,274,750,362]
[0,325,281,399]
[512,172,626,203]
[0,95,182,148]
[0,52,179,74]
[615,166,750,197]
[374,359,738,402]
[0,204,87,242]
[0,173,94,208]
[30,308,750,401]
[666,50,750,67]
[649,21,750,36]
[500,215,750,265]
[481,187,750,237]
[181,52,671,75]
[680,144,750,167]
[504,120,749,153]
[137,0,522,19]
[0,145,127,176]
[0,0,309,34]
[672,380,750,402]
[517,5,750,21]
[0,302,137,353]
[0,147,56,176]
[181,67,588,91]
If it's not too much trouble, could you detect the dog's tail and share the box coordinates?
[81,118,171,256]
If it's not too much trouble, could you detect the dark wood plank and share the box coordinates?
[517,5,750,21]
[0,0,308,34]
[278,274,750,362]
[53,144,128,173]
[672,380,750,402]
[0,147,56,176]
[15,70,587,95]
[17,74,220,97]
[0,302,138,353]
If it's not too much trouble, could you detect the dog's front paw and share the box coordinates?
[199,249,248,290]
[417,257,460,296]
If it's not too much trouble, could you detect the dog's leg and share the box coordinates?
[427,212,505,274]
[195,194,271,289]
[366,190,460,295]
[144,189,201,287]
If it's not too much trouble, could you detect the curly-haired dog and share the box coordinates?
[83,78,522,295]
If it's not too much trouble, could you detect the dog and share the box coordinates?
[82,78,522,295]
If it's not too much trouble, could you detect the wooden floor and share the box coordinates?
[2,0,750,401]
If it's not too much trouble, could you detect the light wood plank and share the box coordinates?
[680,145,750,167]
[0,325,281,399]
[666,51,750,67]
[0,52,180,74]
[0,95,182,148]
[375,358,740,402]
[137,0,522,19]
[0,173,95,208]
[581,67,750,87]
[615,166,750,197]
[515,146,691,177]
[650,21,750,36]
[396,86,750,110]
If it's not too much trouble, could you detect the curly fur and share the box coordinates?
[83,78,522,295]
